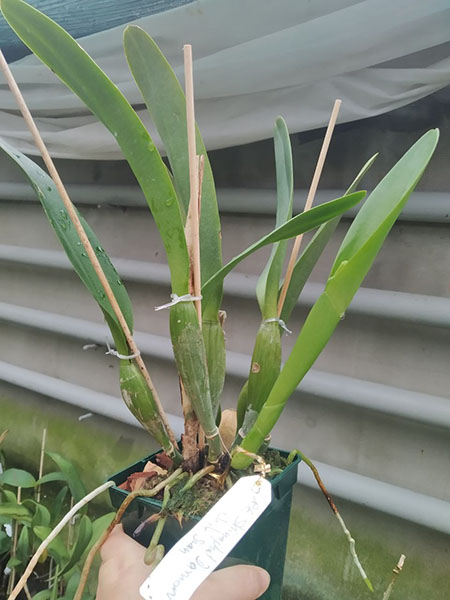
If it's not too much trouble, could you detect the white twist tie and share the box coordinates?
[263,317,292,335]
[154,293,202,311]
[105,342,140,360]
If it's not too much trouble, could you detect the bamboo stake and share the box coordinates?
[277,99,342,316]
[0,51,178,453]
[183,44,202,325]
[7,481,114,600]
[7,487,21,596]
[196,154,206,451]
[197,154,205,216]
[35,427,47,503]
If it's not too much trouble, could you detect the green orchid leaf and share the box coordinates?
[233,129,439,469]
[124,25,223,316]
[33,525,68,563]
[51,485,69,526]
[0,503,31,521]
[256,117,294,318]
[16,524,30,567]
[30,502,51,529]
[1,489,16,503]
[6,556,22,569]
[83,512,115,557]
[0,140,132,353]
[280,153,378,324]
[46,452,86,504]
[1,0,189,295]
[0,468,36,488]
[330,131,438,276]
[60,515,93,575]
[0,530,10,555]
[31,591,52,600]
[203,191,365,296]
[35,471,66,486]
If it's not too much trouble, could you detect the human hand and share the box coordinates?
[96,525,270,600]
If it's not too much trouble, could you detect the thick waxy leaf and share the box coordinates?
[60,515,93,575]
[203,191,365,295]
[233,129,439,468]
[0,141,132,353]
[0,468,36,488]
[124,26,223,316]
[46,452,86,503]
[280,153,378,324]
[1,0,189,295]
[256,117,294,317]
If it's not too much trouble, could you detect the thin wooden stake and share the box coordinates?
[7,487,21,596]
[197,154,205,216]
[35,427,47,503]
[0,51,178,453]
[277,99,342,316]
[183,44,202,325]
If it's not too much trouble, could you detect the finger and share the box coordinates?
[192,565,270,600]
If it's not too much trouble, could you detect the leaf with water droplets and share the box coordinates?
[0,139,133,353]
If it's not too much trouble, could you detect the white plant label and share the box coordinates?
[139,475,272,600]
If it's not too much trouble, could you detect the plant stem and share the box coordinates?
[180,378,200,468]
[23,584,32,600]
[35,427,47,503]
[181,464,215,492]
[66,496,75,549]
[277,99,341,316]
[0,50,178,455]
[0,429,8,446]
[50,565,60,600]
[7,481,114,600]
[288,449,373,592]
[382,554,406,600]
[74,468,183,600]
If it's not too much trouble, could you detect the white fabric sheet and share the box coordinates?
[0,0,449,159]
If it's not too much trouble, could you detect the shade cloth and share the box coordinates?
[0,0,449,159]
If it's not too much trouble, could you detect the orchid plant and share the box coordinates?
[0,0,439,596]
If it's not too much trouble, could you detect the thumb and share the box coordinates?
[192,565,270,600]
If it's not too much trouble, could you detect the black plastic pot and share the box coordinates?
[108,449,300,600]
